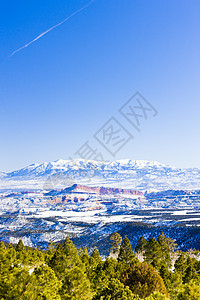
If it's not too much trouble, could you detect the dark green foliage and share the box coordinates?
[103,257,119,279]
[118,236,135,264]
[135,236,147,253]
[0,264,61,299]
[174,252,187,273]
[49,237,83,280]
[157,232,176,252]
[90,247,102,267]
[79,246,90,266]
[0,267,35,299]
[33,264,61,299]
[45,239,56,263]
[93,278,139,300]
[60,266,92,299]
[158,233,177,268]
[177,280,200,299]
[122,262,169,298]
[0,234,200,300]
[0,242,12,275]
[109,232,122,255]
[144,237,163,269]
[15,239,25,252]
[183,264,198,284]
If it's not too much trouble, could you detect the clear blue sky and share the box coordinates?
[0,0,200,172]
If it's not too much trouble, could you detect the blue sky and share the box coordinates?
[0,0,200,171]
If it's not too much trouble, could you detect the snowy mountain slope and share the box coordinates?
[4,159,167,179]
[1,159,200,191]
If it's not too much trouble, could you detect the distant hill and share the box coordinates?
[46,183,144,197]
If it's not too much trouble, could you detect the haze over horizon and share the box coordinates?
[1,0,200,171]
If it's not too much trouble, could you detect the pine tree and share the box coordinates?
[79,246,90,265]
[118,236,134,264]
[174,252,187,274]
[183,264,198,284]
[144,237,163,269]
[159,263,171,286]
[46,239,56,263]
[15,239,27,264]
[103,257,118,279]
[33,264,61,300]
[158,232,177,253]
[93,278,139,300]
[158,232,177,267]
[177,280,200,300]
[6,244,16,266]
[0,267,35,299]
[123,262,169,299]
[135,236,147,253]
[15,239,25,252]
[49,237,83,280]
[0,241,9,275]
[60,266,92,300]
[26,247,44,266]
[109,232,122,256]
[89,247,102,268]
[0,241,6,253]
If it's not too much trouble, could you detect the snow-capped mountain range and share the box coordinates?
[1,159,200,191]
[5,159,166,179]
[1,159,200,250]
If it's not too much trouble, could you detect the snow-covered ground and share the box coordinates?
[1,159,200,249]
[0,186,200,248]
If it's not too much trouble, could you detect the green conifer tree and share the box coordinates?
[93,278,139,300]
[49,237,83,280]
[89,247,102,268]
[135,236,147,253]
[33,264,61,300]
[109,232,122,256]
[79,246,90,265]
[118,236,134,264]
[0,241,9,275]
[123,262,169,299]
[174,252,187,274]
[177,279,200,300]
[15,239,25,252]
[144,237,163,269]
[158,232,177,268]
[60,266,92,300]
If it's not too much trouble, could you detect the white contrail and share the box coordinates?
[9,0,96,58]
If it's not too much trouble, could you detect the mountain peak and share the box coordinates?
[2,159,200,191]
